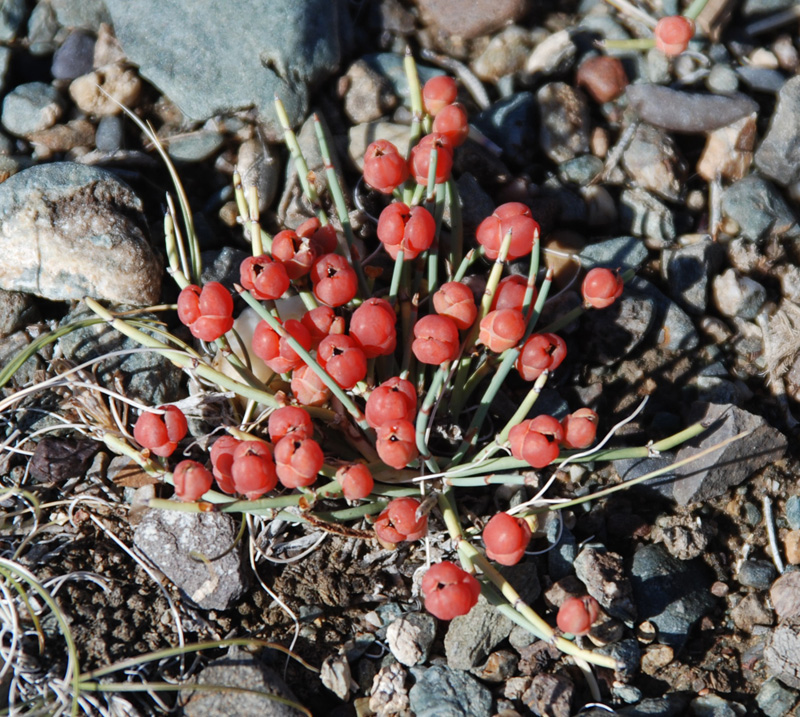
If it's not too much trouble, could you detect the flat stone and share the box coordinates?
[619,188,675,247]
[756,677,799,717]
[787,495,800,530]
[622,123,686,202]
[712,268,767,319]
[666,238,725,315]
[721,175,799,244]
[415,0,526,39]
[731,593,773,632]
[475,91,538,166]
[0,162,161,304]
[521,673,574,717]
[408,665,492,717]
[765,617,800,689]
[1,82,64,137]
[770,571,800,620]
[537,82,590,163]
[525,29,576,77]
[0,0,25,41]
[386,612,436,666]
[756,76,800,185]
[51,29,96,81]
[134,505,247,610]
[574,547,636,622]
[697,114,756,182]
[0,289,37,338]
[444,597,514,670]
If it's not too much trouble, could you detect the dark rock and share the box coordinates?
[579,236,648,272]
[51,30,96,80]
[0,290,38,338]
[29,436,99,483]
[408,665,492,717]
[737,559,778,590]
[617,694,691,716]
[574,547,636,622]
[521,673,574,717]
[474,91,538,166]
[721,175,799,244]
[756,677,799,717]
[579,290,656,365]
[756,76,800,186]
[665,238,725,315]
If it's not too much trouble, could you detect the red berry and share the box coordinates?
[516,333,567,381]
[297,217,338,255]
[251,318,312,374]
[433,281,477,330]
[268,406,314,443]
[231,440,278,499]
[422,75,458,116]
[291,365,332,407]
[409,133,454,186]
[274,435,324,488]
[508,415,564,469]
[363,139,410,194]
[177,282,235,342]
[239,255,291,301]
[133,405,188,458]
[349,297,397,358]
[310,253,358,307]
[412,314,460,365]
[421,561,481,621]
[374,496,427,543]
[478,309,526,353]
[557,596,600,636]
[301,306,346,348]
[561,408,599,449]
[172,460,213,502]
[491,275,536,315]
[582,268,623,309]
[476,203,540,261]
[654,15,694,57]
[365,377,417,429]
[271,229,318,280]
[483,512,532,566]
[376,202,436,261]
[375,420,418,469]
[432,102,469,147]
[317,334,367,389]
[336,463,374,500]
[209,435,241,494]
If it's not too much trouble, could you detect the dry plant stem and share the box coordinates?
[404,48,424,150]
[763,495,785,575]
[415,365,447,472]
[601,0,658,28]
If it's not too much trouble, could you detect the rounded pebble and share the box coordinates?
[51,30,96,81]
[706,64,739,94]
[1,82,64,137]
[737,559,777,590]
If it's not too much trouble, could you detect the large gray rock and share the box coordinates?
[756,76,800,186]
[103,0,351,136]
[408,665,492,717]
[0,163,161,304]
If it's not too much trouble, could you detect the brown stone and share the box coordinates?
[70,63,142,116]
[576,55,629,104]
[415,0,527,39]
[771,571,800,620]
[697,113,757,182]
[784,530,800,565]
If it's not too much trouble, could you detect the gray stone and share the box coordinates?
[237,139,280,213]
[614,452,678,501]
[597,638,641,684]
[1,82,64,137]
[622,124,686,202]
[166,129,225,163]
[580,290,656,365]
[619,188,675,247]
[770,571,800,621]
[579,235,648,272]
[415,0,526,39]
[617,695,691,716]
[473,25,531,81]
[671,402,787,505]
[444,596,514,669]
[386,612,436,666]
[690,694,747,717]
[0,46,9,95]
[666,238,724,315]
[536,82,590,163]
[51,30,96,81]
[521,673,574,717]
[737,559,778,590]
[342,58,396,124]
[94,115,124,152]
[756,677,798,717]
[743,0,795,14]
[559,154,603,186]
[756,76,800,186]
[27,1,59,56]
[787,495,800,531]
[360,53,443,109]
[103,0,351,136]
[574,547,636,622]
[134,506,247,610]
[629,276,699,352]
[766,617,800,689]
[474,91,537,166]
[347,120,410,171]
[182,652,303,716]
[721,175,799,244]
[546,515,577,581]
[736,67,786,94]
[0,163,162,304]
[408,665,492,717]
[0,290,37,338]
[50,0,110,30]
[706,64,739,94]
[631,543,715,650]
[0,0,25,41]
[712,269,767,319]
[201,247,250,288]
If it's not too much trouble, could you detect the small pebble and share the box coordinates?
[731,593,774,632]
[737,559,777,590]
[576,55,628,103]
[706,64,739,94]
[473,25,531,81]
[52,30,96,81]
[786,495,800,530]
[755,76,800,185]
[525,29,576,77]
[1,82,64,137]
[536,82,590,163]
[386,613,436,667]
[95,115,124,152]
[770,571,800,620]
[756,677,799,717]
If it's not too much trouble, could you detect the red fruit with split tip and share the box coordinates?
[271,229,317,280]
[478,309,526,353]
[516,333,567,381]
[561,408,599,449]
[310,253,358,307]
[654,15,694,56]
[432,102,469,147]
[375,420,418,469]
[412,314,460,365]
[363,139,410,194]
[349,297,397,358]
[317,334,367,389]
[268,406,314,443]
[476,203,540,261]
[336,463,374,500]
[133,405,188,458]
[374,496,427,543]
[483,512,532,566]
[433,281,477,330]
[172,460,213,502]
[291,365,331,407]
[251,318,312,374]
[422,561,481,620]
[231,440,277,499]
[301,306,345,348]
[582,267,623,309]
[209,435,241,494]
[422,75,458,116]
[297,217,338,255]
[274,435,324,488]
[177,282,235,341]
[557,595,600,636]
[239,255,291,301]
[409,133,454,186]
[366,377,417,429]
[377,202,436,261]
[508,415,564,468]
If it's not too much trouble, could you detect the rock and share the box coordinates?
[617,695,692,716]
[360,53,443,109]
[721,175,799,244]
[408,665,492,717]
[182,651,303,716]
[788,496,800,530]
[473,649,518,682]
[785,531,800,565]
[651,513,713,560]
[697,114,756,182]
[690,694,747,716]
[28,118,95,155]
[369,662,410,716]
[474,92,537,166]
[670,402,787,505]
[0,163,161,304]
[737,66,786,94]
[386,613,436,666]
[0,46,9,95]
[69,63,142,116]
[27,1,59,56]
[415,0,526,39]
[29,436,100,483]
[473,26,531,82]
[706,64,739,94]
[1,82,65,137]
[756,76,800,185]
[0,290,37,338]
[767,619,800,691]
[756,677,799,717]
[574,547,636,622]
[525,29,576,77]
[622,123,686,202]
[559,154,604,185]
[712,269,767,319]
[536,83,590,163]
[103,0,351,136]
[579,290,656,365]
[348,121,410,171]
[320,654,352,701]
[444,596,514,669]
[666,238,724,315]
[133,506,247,610]
[631,543,715,650]
[166,129,225,163]
[770,571,800,620]
[737,559,778,590]
[631,277,700,352]
[342,58,396,124]
[731,593,774,632]
[576,55,629,104]
[521,673,574,717]
[579,236,648,272]
[546,516,578,581]
[236,139,280,213]
[52,29,96,80]
[641,644,674,675]
[94,115,124,152]
[619,188,675,247]
[50,0,111,30]
[0,0,25,41]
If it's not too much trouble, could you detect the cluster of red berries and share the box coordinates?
[508,408,599,469]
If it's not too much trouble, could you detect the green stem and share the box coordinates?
[415,365,447,471]
[683,0,710,20]
[446,178,462,278]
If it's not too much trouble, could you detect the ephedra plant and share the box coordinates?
[0,52,737,710]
